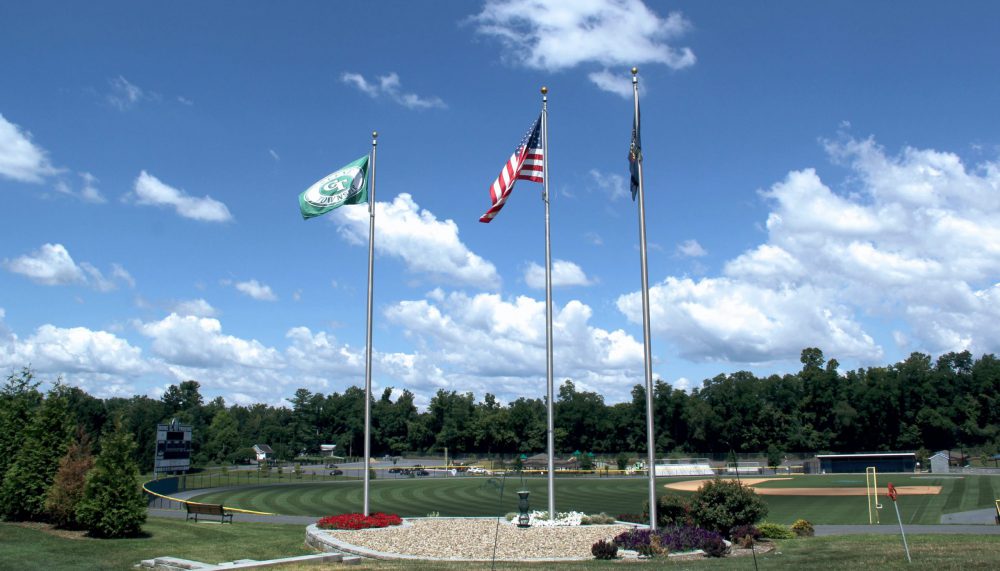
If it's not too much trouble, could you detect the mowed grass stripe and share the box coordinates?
[375,481,426,516]
[942,476,966,513]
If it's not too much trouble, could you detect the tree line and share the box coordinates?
[2,348,998,475]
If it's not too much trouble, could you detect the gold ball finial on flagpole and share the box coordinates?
[372,131,378,139]
[631,67,638,75]
[541,86,548,95]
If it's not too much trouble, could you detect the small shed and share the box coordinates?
[930,451,950,474]
[816,452,916,474]
[253,444,274,463]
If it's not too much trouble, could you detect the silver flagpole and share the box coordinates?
[541,86,555,518]
[363,131,378,516]
[632,68,658,531]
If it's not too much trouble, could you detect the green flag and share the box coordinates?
[299,155,369,220]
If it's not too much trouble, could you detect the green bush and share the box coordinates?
[591,539,618,560]
[791,519,815,537]
[757,522,795,539]
[643,493,692,528]
[688,478,768,536]
[75,421,146,538]
[581,512,616,525]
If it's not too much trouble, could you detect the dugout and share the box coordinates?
[816,453,916,474]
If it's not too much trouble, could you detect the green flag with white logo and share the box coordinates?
[299,155,369,220]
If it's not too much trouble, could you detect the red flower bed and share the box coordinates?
[317,512,403,530]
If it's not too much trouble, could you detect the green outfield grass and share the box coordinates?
[188,474,1000,524]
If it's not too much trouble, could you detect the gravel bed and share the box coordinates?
[322,518,633,560]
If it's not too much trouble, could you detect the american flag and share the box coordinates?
[479,114,544,223]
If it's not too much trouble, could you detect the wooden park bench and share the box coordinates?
[184,502,233,524]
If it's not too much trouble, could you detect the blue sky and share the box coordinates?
[3,1,1000,408]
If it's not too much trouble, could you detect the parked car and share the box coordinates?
[388,467,401,473]
[414,469,430,476]
[467,466,490,475]
[329,469,343,476]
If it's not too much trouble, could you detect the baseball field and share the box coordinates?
[188,473,1000,525]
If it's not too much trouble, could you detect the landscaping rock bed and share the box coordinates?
[308,518,633,561]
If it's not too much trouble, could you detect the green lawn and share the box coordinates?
[188,474,1000,524]
[0,517,311,571]
[3,518,999,570]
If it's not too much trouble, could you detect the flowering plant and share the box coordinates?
[521,510,586,526]
[613,525,726,556]
[317,512,402,530]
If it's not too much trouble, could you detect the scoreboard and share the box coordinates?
[154,420,192,474]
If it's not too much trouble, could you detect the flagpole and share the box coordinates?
[632,68,658,531]
[363,130,377,516]
[541,86,556,518]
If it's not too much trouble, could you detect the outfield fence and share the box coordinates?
[143,476,274,515]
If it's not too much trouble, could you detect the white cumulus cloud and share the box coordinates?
[234,279,277,301]
[132,170,233,222]
[4,243,134,291]
[138,313,283,369]
[677,239,707,258]
[524,259,594,288]
[474,0,695,94]
[0,113,58,183]
[334,193,500,289]
[384,289,644,402]
[0,310,149,398]
[4,243,84,285]
[618,135,1000,364]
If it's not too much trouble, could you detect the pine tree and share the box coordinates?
[0,383,73,521]
[76,420,147,537]
[45,428,94,528]
[0,367,43,492]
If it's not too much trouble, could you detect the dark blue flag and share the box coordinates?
[629,102,641,201]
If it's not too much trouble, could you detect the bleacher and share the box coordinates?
[726,461,763,475]
[654,458,714,477]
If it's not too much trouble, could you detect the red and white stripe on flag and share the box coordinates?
[479,116,544,223]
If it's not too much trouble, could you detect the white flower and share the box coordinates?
[525,510,586,527]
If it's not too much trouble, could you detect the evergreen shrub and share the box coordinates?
[591,539,618,560]
[75,421,146,538]
[688,478,767,536]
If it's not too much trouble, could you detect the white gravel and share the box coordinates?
[322,519,632,560]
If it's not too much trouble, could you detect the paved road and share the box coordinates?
[814,524,1000,536]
